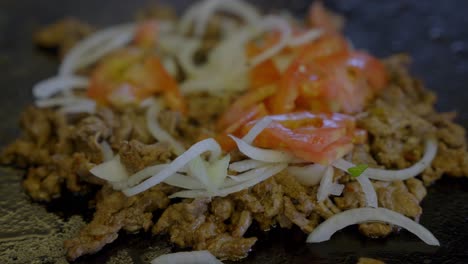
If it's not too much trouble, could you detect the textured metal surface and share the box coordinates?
[0,0,468,263]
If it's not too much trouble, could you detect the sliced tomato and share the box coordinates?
[145,57,187,113]
[249,59,281,90]
[240,112,356,164]
[88,48,187,112]
[216,85,276,131]
[216,103,268,151]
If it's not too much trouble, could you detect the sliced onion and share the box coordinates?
[176,39,201,77]
[188,157,214,192]
[32,76,89,99]
[229,159,268,172]
[100,141,114,162]
[332,138,438,181]
[59,99,96,114]
[162,57,178,77]
[242,116,272,144]
[224,165,272,186]
[229,135,294,163]
[35,97,94,108]
[179,0,260,35]
[248,16,292,67]
[288,29,323,47]
[125,164,168,188]
[59,23,135,75]
[207,154,231,188]
[317,166,334,202]
[169,163,287,198]
[356,175,378,208]
[306,207,440,246]
[151,250,222,264]
[329,183,345,196]
[90,155,129,182]
[163,173,205,190]
[123,138,221,196]
[146,100,186,155]
[287,163,326,186]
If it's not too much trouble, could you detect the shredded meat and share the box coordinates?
[34,18,93,58]
[64,184,175,261]
[118,140,172,173]
[358,55,468,185]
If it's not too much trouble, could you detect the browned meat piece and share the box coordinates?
[1,139,50,168]
[22,166,61,201]
[201,234,257,261]
[275,172,314,214]
[34,18,93,58]
[231,190,264,213]
[334,182,367,210]
[377,181,422,219]
[283,196,319,233]
[358,223,392,238]
[357,55,468,185]
[210,197,234,222]
[252,177,283,218]
[70,116,111,163]
[1,107,70,167]
[405,178,427,202]
[153,198,210,247]
[118,140,172,173]
[65,184,174,261]
[357,257,386,264]
[231,210,252,237]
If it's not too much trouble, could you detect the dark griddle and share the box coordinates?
[0,0,467,263]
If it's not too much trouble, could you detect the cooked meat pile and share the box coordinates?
[2,53,467,261]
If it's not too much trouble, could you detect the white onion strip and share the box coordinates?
[90,155,129,182]
[59,99,96,114]
[332,138,438,181]
[229,135,294,163]
[229,159,267,172]
[242,116,272,144]
[35,97,95,108]
[100,141,114,162]
[224,165,272,185]
[32,76,89,99]
[307,207,440,246]
[317,166,334,202]
[356,175,378,208]
[163,173,206,190]
[146,100,186,155]
[123,138,221,196]
[287,163,326,186]
[169,163,287,198]
[179,0,260,35]
[59,23,135,75]
[288,29,323,47]
[151,250,222,264]
[329,183,345,196]
[248,16,292,67]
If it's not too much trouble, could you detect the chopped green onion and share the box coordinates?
[347,164,368,178]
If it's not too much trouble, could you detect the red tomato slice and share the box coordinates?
[216,85,276,131]
[87,48,187,113]
[249,59,281,90]
[217,103,268,152]
[240,112,356,163]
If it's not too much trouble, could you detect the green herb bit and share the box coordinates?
[347,164,368,178]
